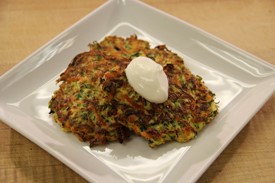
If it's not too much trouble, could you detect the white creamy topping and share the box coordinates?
[125,56,169,103]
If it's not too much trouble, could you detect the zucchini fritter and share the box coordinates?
[49,35,218,148]
[48,44,132,146]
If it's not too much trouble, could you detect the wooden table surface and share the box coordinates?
[1,0,274,182]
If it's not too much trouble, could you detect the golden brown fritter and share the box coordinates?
[49,35,218,147]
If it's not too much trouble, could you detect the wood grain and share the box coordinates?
[0,0,274,182]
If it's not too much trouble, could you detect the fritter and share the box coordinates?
[48,45,132,146]
[49,35,218,148]
[98,36,218,147]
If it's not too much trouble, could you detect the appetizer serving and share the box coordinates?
[49,35,218,148]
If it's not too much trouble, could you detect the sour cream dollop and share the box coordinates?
[125,56,168,103]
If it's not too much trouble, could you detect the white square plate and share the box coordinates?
[0,0,274,182]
